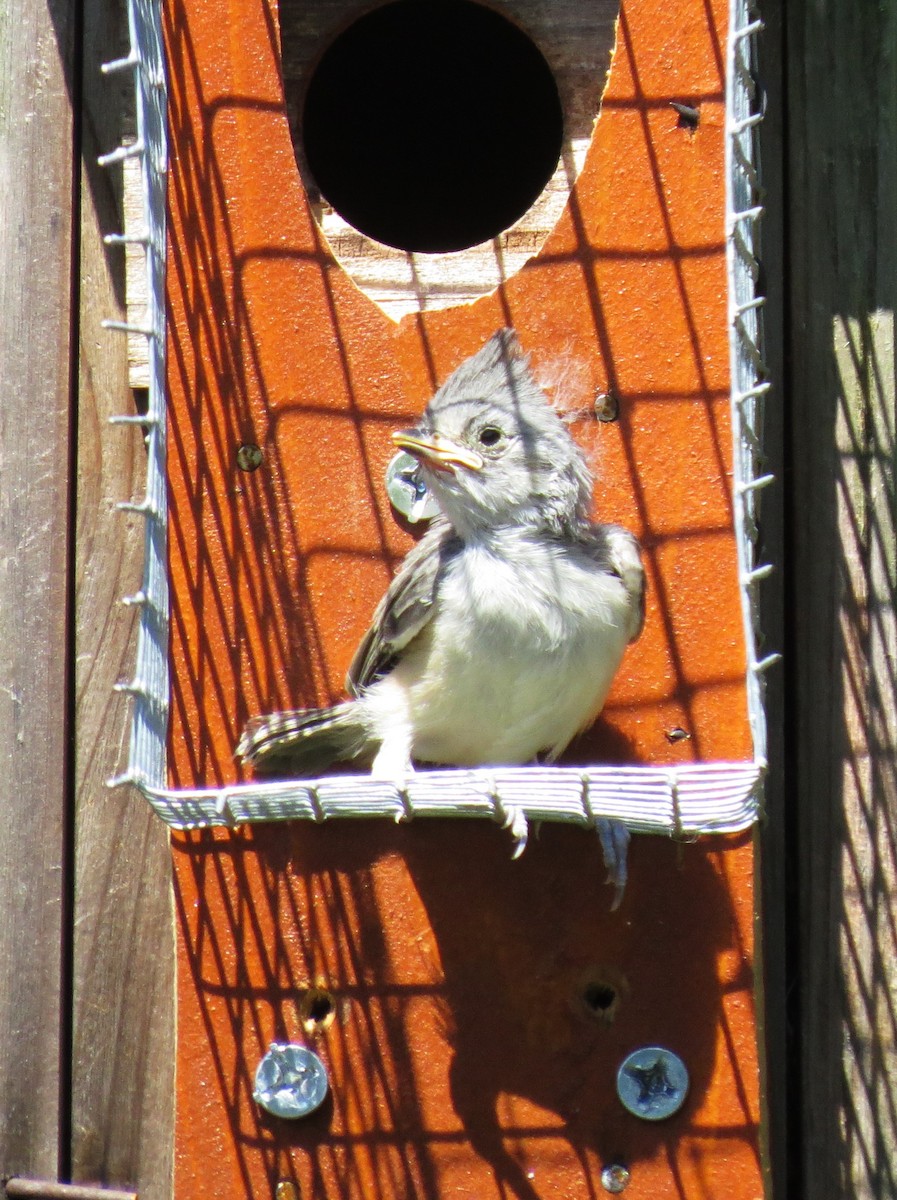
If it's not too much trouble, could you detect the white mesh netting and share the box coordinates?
[104,0,773,844]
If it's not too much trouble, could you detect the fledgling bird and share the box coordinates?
[237,329,645,894]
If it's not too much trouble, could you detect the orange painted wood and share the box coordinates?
[165,0,762,1195]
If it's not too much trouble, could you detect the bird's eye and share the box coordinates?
[478,426,503,447]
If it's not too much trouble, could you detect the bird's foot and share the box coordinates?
[596,817,630,910]
[370,742,416,784]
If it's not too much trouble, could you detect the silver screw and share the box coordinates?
[236,442,263,472]
[616,1046,689,1120]
[600,1163,631,1193]
[594,390,619,422]
[385,451,439,523]
[253,1043,329,1119]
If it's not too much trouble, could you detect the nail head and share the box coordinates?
[601,1163,631,1193]
[594,391,619,422]
[236,442,263,472]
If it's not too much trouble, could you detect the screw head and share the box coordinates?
[385,451,439,523]
[253,1043,329,1119]
[664,725,692,743]
[594,390,619,422]
[236,442,263,472]
[600,1163,631,1192]
[616,1046,689,1121]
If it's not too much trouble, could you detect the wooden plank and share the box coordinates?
[69,0,175,1196]
[278,0,620,318]
[6,1179,136,1200]
[166,0,762,1197]
[785,2,897,1196]
[0,0,76,1180]
[753,5,790,1196]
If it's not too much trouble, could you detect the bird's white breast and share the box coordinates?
[366,531,634,766]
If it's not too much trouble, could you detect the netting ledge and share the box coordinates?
[112,760,764,837]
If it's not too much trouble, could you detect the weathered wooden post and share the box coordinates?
[18,0,897,1198]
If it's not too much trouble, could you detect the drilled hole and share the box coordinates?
[299,986,336,1030]
[578,968,628,1024]
[584,983,617,1013]
[301,0,563,253]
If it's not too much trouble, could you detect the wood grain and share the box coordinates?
[70,0,175,1195]
[165,0,761,1196]
[6,1180,136,1200]
[754,4,789,1194]
[0,0,75,1179]
[785,3,897,1196]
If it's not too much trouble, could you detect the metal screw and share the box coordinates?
[600,1164,631,1193]
[385,451,439,523]
[236,442,263,472]
[594,390,619,422]
[671,101,700,130]
[616,1046,689,1120]
[253,1043,329,1119]
[664,726,692,743]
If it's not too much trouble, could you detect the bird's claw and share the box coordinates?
[596,817,630,910]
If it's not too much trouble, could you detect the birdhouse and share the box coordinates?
[107,0,771,1193]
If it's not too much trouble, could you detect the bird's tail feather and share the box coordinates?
[237,702,371,778]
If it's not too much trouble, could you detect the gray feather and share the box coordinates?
[237,328,646,904]
[237,703,371,777]
[405,328,595,539]
[347,519,461,694]
[238,328,646,909]
[584,523,646,643]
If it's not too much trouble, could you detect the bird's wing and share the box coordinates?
[589,523,646,643]
[347,519,461,694]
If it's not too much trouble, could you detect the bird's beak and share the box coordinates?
[391,429,484,472]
